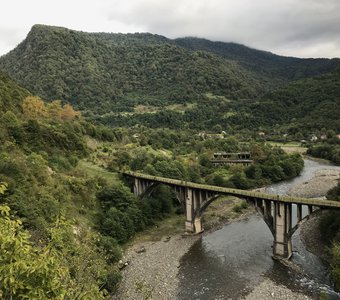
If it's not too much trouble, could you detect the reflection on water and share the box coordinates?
[178,159,340,300]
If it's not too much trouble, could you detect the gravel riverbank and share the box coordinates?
[112,234,199,300]
[288,169,339,198]
[113,165,339,300]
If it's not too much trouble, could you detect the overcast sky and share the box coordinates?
[1,0,340,58]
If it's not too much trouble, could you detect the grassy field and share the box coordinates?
[267,141,307,154]
[77,160,120,182]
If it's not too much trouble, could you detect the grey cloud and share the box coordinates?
[0,27,26,56]
[1,0,339,58]
[107,0,340,58]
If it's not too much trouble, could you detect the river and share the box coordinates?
[177,158,340,299]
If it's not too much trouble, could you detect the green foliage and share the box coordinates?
[318,178,340,291]
[307,142,340,165]
[232,201,249,213]
[0,71,132,297]
[332,242,340,290]
[97,183,135,210]
[97,235,122,264]
[327,180,340,201]
[0,205,68,299]
[97,184,176,243]
[48,218,108,299]
[319,212,340,244]
[228,68,340,132]
[0,182,7,194]
[0,71,31,115]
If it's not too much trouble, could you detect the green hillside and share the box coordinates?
[0,25,267,115]
[174,37,340,80]
[0,70,30,113]
[228,67,340,132]
[0,72,177,298]
[95,67,340,134]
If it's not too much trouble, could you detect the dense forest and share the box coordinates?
[228,67,340,132]
[174,37,340,80]
[98,67,340,135]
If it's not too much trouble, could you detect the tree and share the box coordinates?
[22,96,47,119]
[60,104,80,121]
[0,205,68,299]
[47,100,63,120]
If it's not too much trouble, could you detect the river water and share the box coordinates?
[178,158,340,299]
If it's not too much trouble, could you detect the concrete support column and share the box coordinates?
[308,205,313,215]
[184,188,204,233]
[194,217,203,233]
[256,199,264,214]
[264,200,272,218]
[297,204,302,222]
[273,202,293,259]
[185,188,195,232]
[134,178,140,196]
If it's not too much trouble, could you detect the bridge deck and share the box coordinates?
[123,171,340,208]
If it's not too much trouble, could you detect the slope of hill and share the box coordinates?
[0,71,155,298]
[174,37,340,80]
[100,67,340,133]
[228,67,340,131]
[0,25,268,114]
[0,71,175,297]
[0,70,30,113]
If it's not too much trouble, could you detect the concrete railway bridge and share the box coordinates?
[123,171,340,259]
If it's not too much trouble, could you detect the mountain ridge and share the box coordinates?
[1,24,340,132]
[1,25,339,106]
[0,24,270,113]
[174,37,340,80]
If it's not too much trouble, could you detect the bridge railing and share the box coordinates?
[123,171,340,208]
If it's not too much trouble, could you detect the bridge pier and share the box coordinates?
[273,202,292,259]
[185,188,204,233]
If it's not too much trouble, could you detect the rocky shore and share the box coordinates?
[112,234,199,300]
[288,169,339,198]
[242,279,310,300]
[113,163,339,300]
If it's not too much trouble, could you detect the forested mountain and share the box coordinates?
[0,25,267,114]
[174,37,340,80]
[0,24,339,133]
